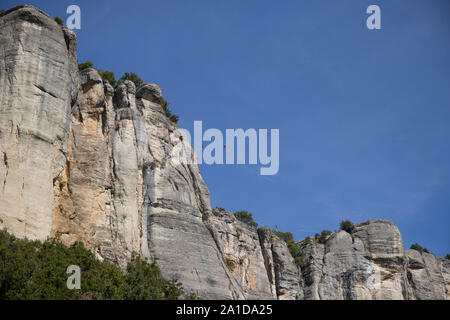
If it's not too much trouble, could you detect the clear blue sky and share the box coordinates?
[4,0,449,256]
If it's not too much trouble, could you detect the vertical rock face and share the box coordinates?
[258,227,303,300]
[205,209,274,299]
[298,220,406,300]
[0,5,448,300]
[0,5,78,240]
[53,67,242,298]
[405,250,449,300]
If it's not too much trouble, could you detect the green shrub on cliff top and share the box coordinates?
[410,243,430,254]
[98,70,116,87]
[78,61,94,71]
[0,229,187,300]
[318,230,332,244]
[117,72,143,89]
[274,231,294,243]
[340,220,355,234]
[234,211,258,228]
[54,17,63,26]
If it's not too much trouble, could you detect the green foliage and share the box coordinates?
[318,230,332,244]
[275,231,294,243]
[286,240,304,267]
[234,211,258,228]
[122,254,183,300]
[0,9,5,17]
[78,61,94,71]
[77,61,116,86]
[160,98,179,124]
[340,220,355,234]
[446,254,450,260]
[117,72,143,88]
[410,243,430,254]
[99,70,116,87]
[274,229,304,267]
[54,17,63,26]
[0,230,186,300]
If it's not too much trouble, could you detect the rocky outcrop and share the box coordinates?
[405,249,449,300]
[0,5,78,241]
[0,5,448,300]
[295,220,449,300]
[258,227,303,300]
[205,209,274,299]
[298,220,406,300]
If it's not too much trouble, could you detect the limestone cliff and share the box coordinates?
[0,5,448,300]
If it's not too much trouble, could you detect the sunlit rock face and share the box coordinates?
[297,220,406,300]
[0,5,448,300]
[0,5,78,241]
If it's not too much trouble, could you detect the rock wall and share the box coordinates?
[0,5,448,300]
[0,5,78,241]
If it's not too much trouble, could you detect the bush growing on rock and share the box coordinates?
[160,98,179,124]
[234,211,258,228]
[446,254,450,260]
[318,230,332,244]
[0,230,187,300]
[340,220,355,234]
[99,70,116,87]
[78,61,94,71]
[117,72,143,88]
[274,231,294,243]
[274,230,304,267]
[410,243,430,254]
[54,17,63,26]
[288,242,305,267]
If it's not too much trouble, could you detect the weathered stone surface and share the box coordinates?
[405,250,448,300]
[258,227,302,300]
[298,220,406,300]
[205,209,274,299]
[0,5,448,301]
[136,83,162,103]
[0,5,78,241]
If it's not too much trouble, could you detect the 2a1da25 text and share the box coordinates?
[176,304,273,318]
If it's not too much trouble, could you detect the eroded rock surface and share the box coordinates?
[0,5,78,240]
[0,5,448,300]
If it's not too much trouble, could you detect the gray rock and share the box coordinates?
[298,221,406,300]
[205,209,275,299]
[0,5,78,241]
[405,249,448,299]
[258,227,302,300]
[136,83,163,103]
[0,5,448,301]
